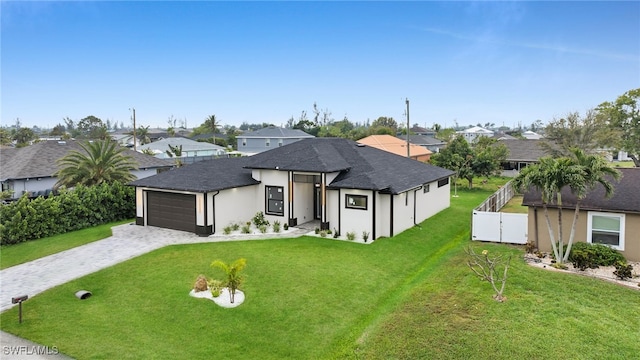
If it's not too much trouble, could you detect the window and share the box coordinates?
[266,139,270,147]
[437,178,449,188]
[242,139,246,147]
[423,184,430,193]
[265,186,284,216]
[278,139,283,147]
[587,212,625,251]
[346,194,367,210]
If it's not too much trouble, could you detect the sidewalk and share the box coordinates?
[0,223,311,359]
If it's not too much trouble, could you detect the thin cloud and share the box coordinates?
[416,26,639,62]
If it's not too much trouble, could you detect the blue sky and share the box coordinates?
[2,1,639,130]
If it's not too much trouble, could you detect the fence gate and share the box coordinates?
[472,211,528,244]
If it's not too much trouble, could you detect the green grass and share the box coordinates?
[0,219,133,270]
[1,178,638,359]
[500,194,528,213]
[612,161,636,168]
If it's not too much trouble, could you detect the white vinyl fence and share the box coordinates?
[471,180,528,244]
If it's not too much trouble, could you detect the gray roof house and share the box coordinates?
[131,138,454,241]
[399,135,447,153]
[0,140,173,199]
[137,137,228,164]
[522,168,640,262]
[236,126,314,155]
[499,139,553,175]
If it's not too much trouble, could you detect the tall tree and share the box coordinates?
[77,116,108,139]
[371,116,398,134]
[205,114,219,146]
[55,140,138,188]
[596,88,640,167]
[13,127,36,147]
[513,150,620,264]
[136,125,151,145]
[541,110,616,157]
[430,135,507,188]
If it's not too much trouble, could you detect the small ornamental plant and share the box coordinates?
[466,247,512,302]
[272,220,281,233]
[362,231,370,242]
[346,232,356,241]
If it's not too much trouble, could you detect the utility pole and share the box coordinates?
[130,108,137,151]
[405,98,410,158]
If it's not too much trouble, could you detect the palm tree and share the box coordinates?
[55,140,138,188]
[513,149,621,263]
[564,148,621,261]
[205,114,219,146]
[513,156,584,263]
[211,258,246,304]
[136,125,151,145]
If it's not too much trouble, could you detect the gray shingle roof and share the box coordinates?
[500,139,551,162]
[245,138,454,194]
[129,157,259,192]
[0,140,173,181]
[236,126,314,139]
[522,168,640,213]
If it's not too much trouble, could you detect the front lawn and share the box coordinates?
[0,219,133,269]
[1,178,638,359]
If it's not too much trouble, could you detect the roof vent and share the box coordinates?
[356,144,366,147]
[57,141,66,145]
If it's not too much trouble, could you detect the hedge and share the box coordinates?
[0,182,135,245]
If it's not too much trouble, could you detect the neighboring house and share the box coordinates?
[400,135,446,154]
[137,137,227,162]
[130,138,454,241]
[111,133,138,148]
[522,168,640,262]
[457,126,494,143]
[492,132,517,141]
[499,139,551,174]
[0,140,173,200]
[359,135,432,162]
[236,126,314,155]
[408,125,436,136]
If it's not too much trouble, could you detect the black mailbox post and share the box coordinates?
[11,295,28,323]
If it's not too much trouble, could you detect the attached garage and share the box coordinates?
[146,191,196,232]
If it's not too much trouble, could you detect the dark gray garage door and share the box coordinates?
[147,191,196,233]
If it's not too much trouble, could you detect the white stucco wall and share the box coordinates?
[376,193,392,238]
[256,170,290,224]
[392,191,416,235]
[210,185,259,232]
[340,189,374,241]
[416,181,451,221]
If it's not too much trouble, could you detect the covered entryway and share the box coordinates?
[146,191,196,232]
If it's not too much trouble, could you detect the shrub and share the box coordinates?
[223,226,233,235]
[525,240,536,254]
[252,211,269,227]
[567,242,626,270]
[208,279,224,298]
[231,223,240,231]
[258,225,268,234]
[346,232,356,241]
[319,230,327,238]
[362,231,370,242]
[283,223,289,231]
[272,220,281,233]
[241,224,251,234]
[614,262,633,280]
[333,228,339,239]
[314,227,320,234]
[0,182,134,245]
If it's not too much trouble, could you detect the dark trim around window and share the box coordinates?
[345,194,367,210]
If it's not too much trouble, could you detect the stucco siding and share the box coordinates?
[327,190,340,233]
[376,193,392,238]
[417,181,451,220]
[528,207,640,262]
[340,189,373,240]
[256,170,289,223]
[393,192,416,235]
[210,186,259,232]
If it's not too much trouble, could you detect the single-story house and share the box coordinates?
[498,139,552,174]
[457,126,494,143]
[358,135,432,162]
[400,135,447,154]
[130,138,454,241]
[522,168,640,262]
[236,126,314,155]
[0,140,173,199]
[137,137,227,160]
